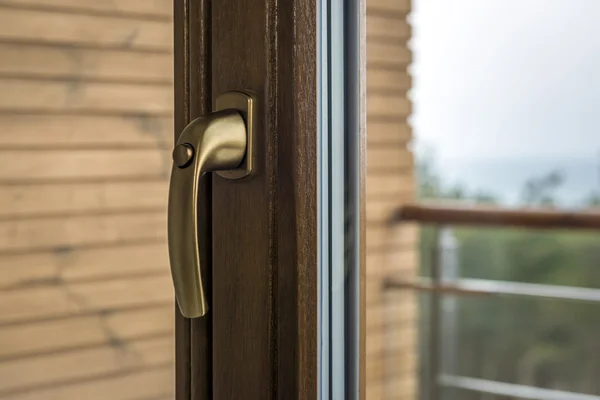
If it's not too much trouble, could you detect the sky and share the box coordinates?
[409,0,600,165]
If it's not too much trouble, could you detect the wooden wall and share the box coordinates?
[0,1,174,399]
[0,0,416,398]
[366,0,418,399]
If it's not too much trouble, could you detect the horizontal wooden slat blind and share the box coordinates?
[0,3,174,399]
[366,0,418,399]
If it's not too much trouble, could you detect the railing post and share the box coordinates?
[428,226,442,400]
[440,228,459,400]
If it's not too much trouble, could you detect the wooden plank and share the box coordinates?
[367,0,410,14]
[0,181,167,218]
[398,203,600,231]
[0,43,172,83]
[367,195,414,224]
[367,68,410,91]
[366,223,418,251]
[367,284,418,316]
[367,93,411,118]
[8,367,174,400]
[366,324,417,358]
[367,42,411,65]
[366,348,417,380]
[0,242,168,290]
[366,377,416,400]
[367,15,410,41]
[0,274,172,324]
[0,115,172,148]
[366,172,414,198]
[366,247,417,279]
[367,246,419,279]
[0,150,169,182]
[0,336,173,394]
[0,306,173,359]
[366,121,411,146]
[0,8,172,50]
[366,300,417,331]
[0,212,166,253]
[0,79,172,115]
[368,148,413,170]
[0,0,172,18]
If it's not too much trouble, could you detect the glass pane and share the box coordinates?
[318,0,361,398]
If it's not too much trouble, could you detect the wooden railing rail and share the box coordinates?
[392,203,600,230]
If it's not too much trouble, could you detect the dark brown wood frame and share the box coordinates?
[173,0,326,398]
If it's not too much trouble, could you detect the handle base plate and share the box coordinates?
[215,91,256,180]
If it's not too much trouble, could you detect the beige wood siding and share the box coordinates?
[0,2,174,399]
[366,0,417,399]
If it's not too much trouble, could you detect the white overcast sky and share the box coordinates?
[409,0,600,163]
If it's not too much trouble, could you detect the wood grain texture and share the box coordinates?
[366,299,417,331]
[367,42,411,65]
[211,0,274,397]
[367,93,411,118]
[0,242,168,289]
[0,213,166,253]
[368,148,413,170]
[0,3,175,399]
[0,0,172,18]
[0,43,172,83]
[367,15,410,41]
[367,0,410,14]
[0,336,173,394]
[210,0,318,399]
[0,115,171,148]
[0,305,173,359]
[367,68,411,92]
[366,121,411,146]
[0,79,172,116]
[0,150,169,182]
[366,173,414,199]
[364,25,416,400]
[0,181,167,218]
[275,0,319,398]
[0,8,172,50]
[0,274,172,324]
[7,366,174,400]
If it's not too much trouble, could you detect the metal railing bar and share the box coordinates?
[439,374,600,400]
[383,277,492,296]
[455,278,600,302]
[428,227,441,400]
[387,277,600,302]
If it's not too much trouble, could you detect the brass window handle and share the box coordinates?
[168,91,255,318]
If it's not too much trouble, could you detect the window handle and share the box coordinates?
[168,91,255,318]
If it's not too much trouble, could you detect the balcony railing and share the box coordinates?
[385,203,600,400]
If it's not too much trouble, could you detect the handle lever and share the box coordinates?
[168,91,255,318]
